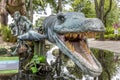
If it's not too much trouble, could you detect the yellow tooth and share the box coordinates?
[79,33,81,38]
[87,32,89,37]
[73,33,78,39]
[65,41,75,52]
[65,33,69,38]
[70,33,72,38]
[85,32,87,37]
[80,41,90,54]
[71,43,75,52]
[81,33,84,38]
[66,41,71,49]
[87,32,90,38]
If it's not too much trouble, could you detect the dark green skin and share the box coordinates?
[18,12,105,77]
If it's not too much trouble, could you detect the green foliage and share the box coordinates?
[31,55,46,64]
[1,26,17,42]
[31,66,38,73]
[105,27,114,35]
[0,70,18,74]
[1,26,11,42]
[104,34,120,40]
[71,0,95,17]
[0,48,8,55]
[0,57,18,60]
[35,17,45,27]
[32,0,46,10]
[106,1,119,27]
[26,55,46,74]
[96,27,120,40]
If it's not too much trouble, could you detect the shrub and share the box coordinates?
[105,27,114,35]
[96,27,120,40]
[104,34,120,40]
[0,48,8,55]
[1,26,17,43]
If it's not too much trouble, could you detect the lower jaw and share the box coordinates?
[62,55,101,77]
[54,35,102,76]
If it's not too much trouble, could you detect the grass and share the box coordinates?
[0,56,18,60]
[0,70,18,74]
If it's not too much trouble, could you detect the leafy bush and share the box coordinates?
[105,27,114,35]
[0,48,8,55]
[104,34,120,40]
[96,27,120,40]
[1,26,17,43]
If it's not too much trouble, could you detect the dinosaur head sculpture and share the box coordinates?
[18,12,105,77]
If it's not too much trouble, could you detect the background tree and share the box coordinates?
[94,0,112,40]
[106,0,119,27]
[0,0,8,26]
[6,0,26,16]
[71,0,95,17]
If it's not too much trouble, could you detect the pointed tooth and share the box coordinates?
[69,33,71,38]
[86,32,89,37]
[66,41,72,50]
[71,45,75,52]
[66,41,70,49]
[85,32,87,37]
[81,33,84,38]
[72,33,74,39]
[79,33,81,38]
[91,32,93,37]
[66,41,75,52]
[73,33,78,39]
[87,32,90,37]
[65,33,69,38]
[80,40,91,54]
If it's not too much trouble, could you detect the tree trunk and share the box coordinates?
[0,0,8,26]
[94,0,112,41]
[28,0,33,22]
[103,0,112,27]
[57,0,62,13]
[6,0,26,16]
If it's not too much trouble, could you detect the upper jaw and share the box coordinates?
[54,18,105,34]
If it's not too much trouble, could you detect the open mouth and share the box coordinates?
[58,32,101,73]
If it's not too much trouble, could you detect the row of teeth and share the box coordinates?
[65,41,75,52]
[64,32,96,39]
[65,40,91,54]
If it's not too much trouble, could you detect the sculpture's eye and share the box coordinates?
[57,14,65,24]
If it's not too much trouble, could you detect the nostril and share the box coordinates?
[73,17,78,19]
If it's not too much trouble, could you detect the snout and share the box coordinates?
[54,18,105,34]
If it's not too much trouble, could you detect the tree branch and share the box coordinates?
[99,0,104,21]
[94,0,99,17]
[104,0,112,18]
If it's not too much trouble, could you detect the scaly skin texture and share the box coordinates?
[18,12,105,77]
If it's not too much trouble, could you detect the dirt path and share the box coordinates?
[88,38,120,54]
